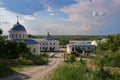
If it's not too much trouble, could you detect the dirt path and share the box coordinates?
[85,59,99,71]
[0,53,63,80]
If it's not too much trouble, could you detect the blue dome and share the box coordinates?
[9,21,26,32]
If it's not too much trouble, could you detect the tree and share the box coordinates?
[0,28,2,35]
[60,40,69,46]
[0,40,18,58]
[109,43,117,52]
[17,41,30,58]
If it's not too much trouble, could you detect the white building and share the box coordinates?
[67,41,96,54]
[8,21,59,54]
[35,32,59,52]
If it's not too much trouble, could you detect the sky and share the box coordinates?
[0,0,120,35]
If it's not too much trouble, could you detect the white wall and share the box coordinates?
[67,45,72,53]
[8,31,27,40]
[27,44,40,55]
[39,40,59,52]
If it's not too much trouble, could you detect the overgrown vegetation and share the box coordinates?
[50,61,120,80]
[95,34,120,67]
[49,62,94,80]
[93,34,120,79]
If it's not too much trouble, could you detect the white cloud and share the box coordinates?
[92,11,106,16]
[0,8,17,24]
[23,15,36,20]
[99,11,106,16]
[50,13,55,16]
[92,11,98,16]
[114,0,120,5]
[40,23,93,35]
[47,6,53,12]
[60,0,113,34]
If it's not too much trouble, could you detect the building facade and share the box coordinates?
[35,32,59,52]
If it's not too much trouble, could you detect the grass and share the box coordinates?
[0,63,16,77]
[0,58,25,78]
[49,62,94,80]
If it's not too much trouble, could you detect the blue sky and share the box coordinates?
[0,0,120,35]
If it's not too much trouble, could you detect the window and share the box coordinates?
[16,34,18,38]
[88,47,91,49]
[43,43,45,45]
[33,48,36,53]
[72,47,74,51]
[40,47,41,50]
[45,47,48,51]
[19,34,21,38]
[53,43,55,45]
[9,34,11,38]
[12,34,14,38]
[43,47,45,50]
[50,43,52,45]
[46,43,48,45]
[23,34,24,38]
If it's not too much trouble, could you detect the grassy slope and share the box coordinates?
[49,62,94,80]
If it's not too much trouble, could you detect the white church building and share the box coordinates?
[8,21,59,54]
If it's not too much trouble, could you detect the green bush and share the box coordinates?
[104,53,120,67]
[66,54,76,63]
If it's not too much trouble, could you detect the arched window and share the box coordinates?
[12,34,14,38]
[33,48,36,53]
[19,34,21,39]
[23,34,24,38]
[9,34,11,38]
[16,34,18,38]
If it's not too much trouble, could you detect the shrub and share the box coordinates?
[67,54,76,63]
